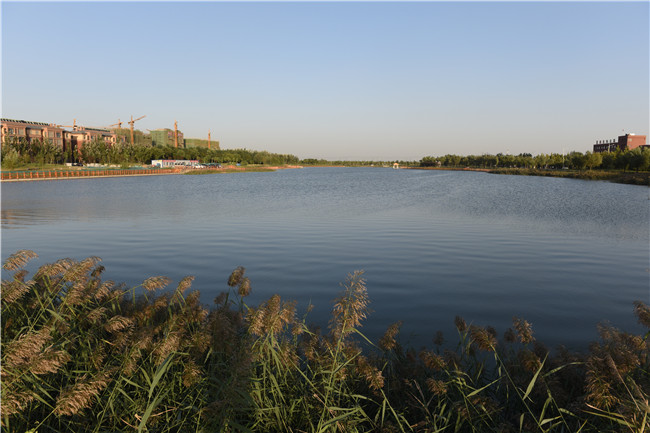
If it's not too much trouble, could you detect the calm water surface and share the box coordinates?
[2,168,648,350]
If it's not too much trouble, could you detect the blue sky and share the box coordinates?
[2,1,648,160]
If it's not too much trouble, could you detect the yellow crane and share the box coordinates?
[108,119,124,129]
[127,115,146,145]
[55,119,77,129]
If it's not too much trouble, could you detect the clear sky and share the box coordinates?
[2,1,648,160]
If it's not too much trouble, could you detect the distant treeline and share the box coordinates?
[420,148,650,172]
[0,137,299,168]
[300,159,414,167]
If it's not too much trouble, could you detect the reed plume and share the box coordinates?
[454,315,467,333]
[4,328,52,369]
[419,350,446,371]
[228,266,245,287]
[30,348,71,375]
[425,378,447,396]
[238,277,251,297]
[1,277,35,305]
[104,315,134,333]
[1,389,35,419]
[330,271,370,339]
[634,300,650,328]
[470,325,497,352]
[54,372,111,416]
[142,275,171,292]
[513,317,534,344]
[2,249,38,271]
[379,321,402,351]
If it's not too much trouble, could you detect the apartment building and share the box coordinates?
[1,118,65,148]
[1,118,117,153]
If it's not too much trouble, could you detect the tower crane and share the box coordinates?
[108,119,124,129]
[55,119,77,129]
[127,115,146,145]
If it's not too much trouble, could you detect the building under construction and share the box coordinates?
[2,117,218,151]
[150,128,184,148]
[184,138,220,150]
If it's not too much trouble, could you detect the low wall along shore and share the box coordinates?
[0,167,179,182]
[0,164,281,182]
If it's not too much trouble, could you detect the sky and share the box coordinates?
[2,1,648,161]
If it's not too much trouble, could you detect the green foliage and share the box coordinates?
[1,148,21,170]
[299,159,409,167]
[2,251,649,432]
[420,148,650,173]
[2,137,65,166]
[2,134,300,168]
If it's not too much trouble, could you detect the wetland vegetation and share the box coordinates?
[2,250,648,432]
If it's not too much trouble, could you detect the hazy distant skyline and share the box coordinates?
[2,1,648,160]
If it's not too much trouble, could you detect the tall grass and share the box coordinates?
[2,250,648,432]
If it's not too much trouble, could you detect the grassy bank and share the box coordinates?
[183,167,278,175]
[488,168,650,186]
[2,251,648,432]
[409,166,649,186]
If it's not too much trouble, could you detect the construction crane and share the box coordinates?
[127,115,146,145]
[108,119,124,129]
[55,119,77,129]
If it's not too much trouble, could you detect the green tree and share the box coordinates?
[569,152,587,170]
[629,147,650,172]
[584,152,602,170]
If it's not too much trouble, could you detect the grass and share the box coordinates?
[2,250,649,432]
[487,168,650,186]
[0,163,70,172]
[410,167,649,186]
[183,167,278,175]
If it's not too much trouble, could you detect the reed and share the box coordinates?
[1,251,648,432]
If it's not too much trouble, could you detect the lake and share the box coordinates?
[2,167,648,350]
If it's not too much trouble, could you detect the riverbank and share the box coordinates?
[182,165,303,175]
[2,251,647,432]
[489,167,650,185]
[409,166,650,185]
[0,164,303,182]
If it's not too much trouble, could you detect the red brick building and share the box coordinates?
[1,118,117,154]
[593,133,647,153]
[1,118,65,148]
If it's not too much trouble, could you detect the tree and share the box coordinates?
[629,147,650,172]
[569,152,587,170]
[601,152,616,169]
[584,152,602,170]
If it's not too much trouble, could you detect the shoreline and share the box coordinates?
[406,166,650,185]
[0,165,303,182]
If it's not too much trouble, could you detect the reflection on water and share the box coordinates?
[2,168,648,349]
